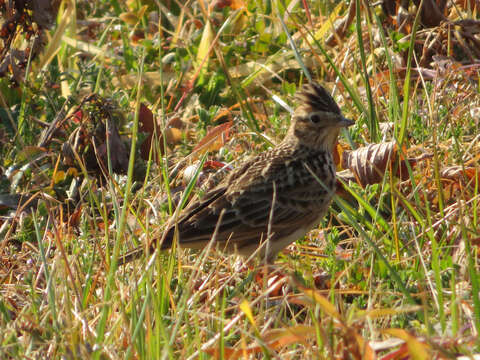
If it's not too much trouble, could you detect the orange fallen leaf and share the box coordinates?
[440,165,479,183]
[204,325,315,359]
[192,121,233,156]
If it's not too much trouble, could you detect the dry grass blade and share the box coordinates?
[36,1,74,71]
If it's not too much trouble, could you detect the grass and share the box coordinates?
[0,0,479,359]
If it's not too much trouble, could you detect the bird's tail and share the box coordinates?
[295,82,341,115]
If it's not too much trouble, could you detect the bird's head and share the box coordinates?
[287,83,354,151]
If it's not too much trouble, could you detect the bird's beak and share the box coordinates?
[338,116,355,127]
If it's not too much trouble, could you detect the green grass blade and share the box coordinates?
[278,14,312,82]
[398,0,423,146]
[355,0,378,142]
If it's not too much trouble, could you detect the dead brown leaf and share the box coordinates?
[61,94,129,176]
[139,103,186,162]
[341,142,432,186]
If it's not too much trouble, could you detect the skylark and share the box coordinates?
[118,82,354,265]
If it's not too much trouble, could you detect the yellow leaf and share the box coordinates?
[164,127,184,145]
[301,287,344,324]
[232,10,248,34]
[231,0,246,9]
[119,11,139,25]
[53,170,66,184]
[383,329,430,360]
[66,167,79,177]
[196,21,213,71]
[239,300,257,329]
[313,2,344,41]
[119,5,148,25]
[137,5,148,19]
[37,0,74,71]
[262,325,315,348]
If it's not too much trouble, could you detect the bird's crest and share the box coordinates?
[295,83,341,115]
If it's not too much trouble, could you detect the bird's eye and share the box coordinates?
[309,114,321,124]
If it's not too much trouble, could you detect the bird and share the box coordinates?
[118,82,354,265]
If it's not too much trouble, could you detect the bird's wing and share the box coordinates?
[174,189,322,248]
[172,148,333,247]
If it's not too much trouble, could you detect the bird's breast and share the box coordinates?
[299,150,336,190]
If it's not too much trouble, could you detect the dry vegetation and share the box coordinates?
[0,0,479,358]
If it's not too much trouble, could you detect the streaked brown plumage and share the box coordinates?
[118,82,354,265]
